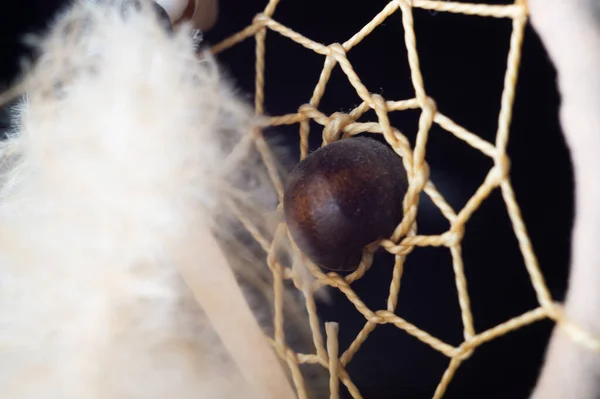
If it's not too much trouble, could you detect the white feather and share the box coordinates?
[0,1,294,398]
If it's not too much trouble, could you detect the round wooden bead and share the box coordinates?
[283,136,408,272]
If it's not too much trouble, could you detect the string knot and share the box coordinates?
[371,93,387,113]
[393,0,413,8]
[491,154,511,184]
[446,224,465,246]
[390,241,415,257]
[298,103,318,120]
[323,112,355,144]
[454,342,476,361]
[252,13,268,26]
[422,97,437,122]
[328,43,347,60]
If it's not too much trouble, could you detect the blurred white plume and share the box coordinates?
[0,1,310,398]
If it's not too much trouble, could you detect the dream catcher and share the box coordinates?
[0,1,599,398]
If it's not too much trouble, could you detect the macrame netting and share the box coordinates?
[210,1,600,398]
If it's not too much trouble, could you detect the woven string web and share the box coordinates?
[210,1,600,398]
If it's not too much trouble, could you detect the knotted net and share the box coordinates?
[210,1,600,398]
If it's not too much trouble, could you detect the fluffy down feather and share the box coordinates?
[0,1,316,398]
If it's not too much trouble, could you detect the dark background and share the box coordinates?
[0,1,572,398]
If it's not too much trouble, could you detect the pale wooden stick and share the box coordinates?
[326,322,340,399]
[528,1,600,398]
[172,223,297,399]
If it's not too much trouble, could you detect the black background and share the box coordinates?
[0,1,573,398]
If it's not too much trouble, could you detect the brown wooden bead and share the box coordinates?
[283,136,408,272]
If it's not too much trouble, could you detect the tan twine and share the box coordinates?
[210,0,600,398]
